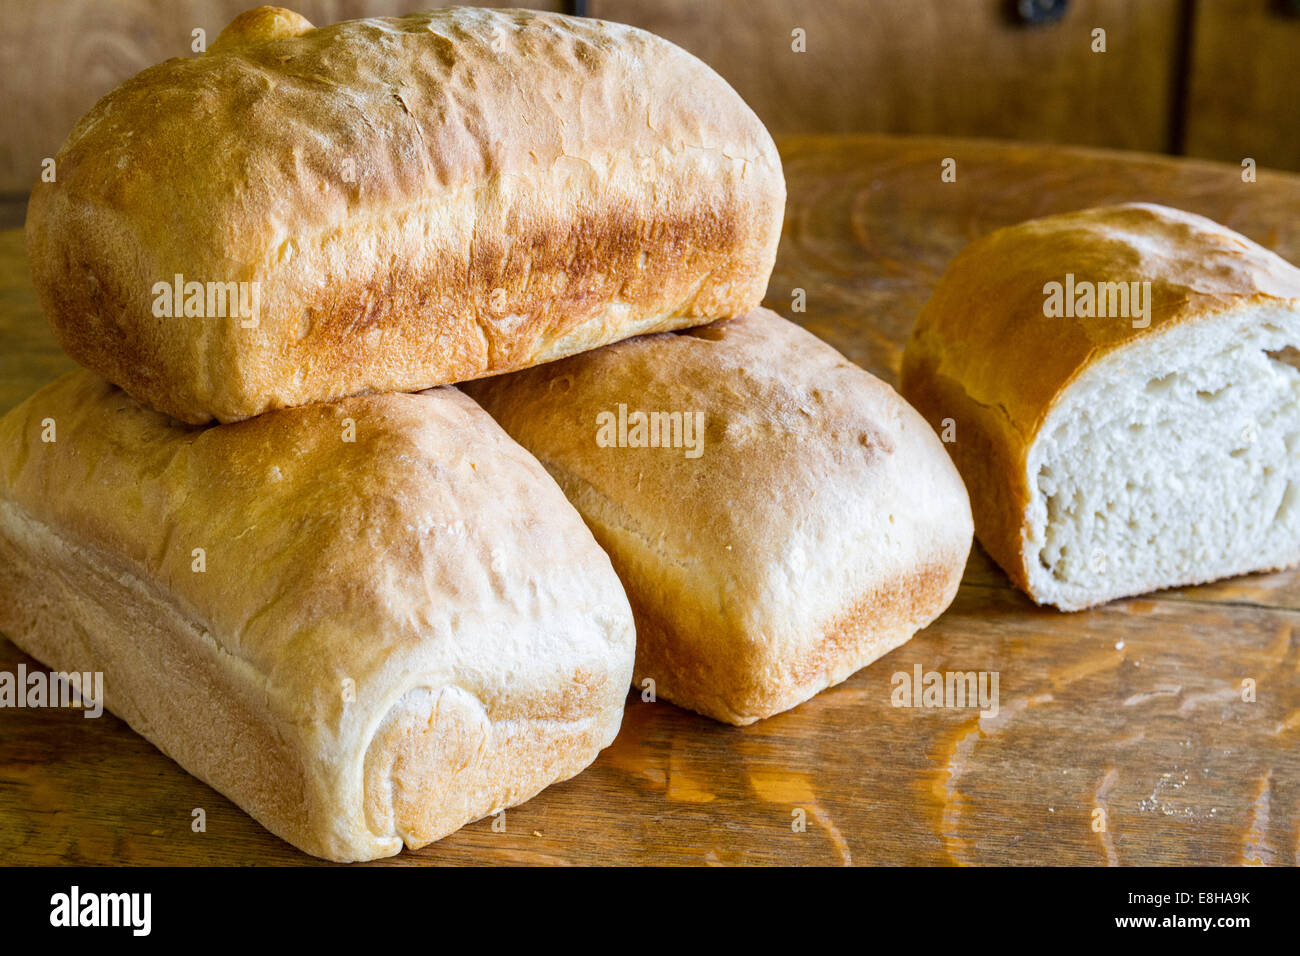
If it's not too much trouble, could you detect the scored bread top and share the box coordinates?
[26,6,785,423]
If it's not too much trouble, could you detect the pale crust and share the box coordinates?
[0,372,635,861]
[25,6,785,424]
[900,202,1300,599]
[465,309,973,724]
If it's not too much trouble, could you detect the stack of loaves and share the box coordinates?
[2,7,972,861]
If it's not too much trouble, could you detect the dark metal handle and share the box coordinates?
[1011,0,1070,27]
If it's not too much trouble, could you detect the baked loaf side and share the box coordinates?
[901,202,1300,610]
[0,372,635,861]
[26,5,785,424]
[465,308,973,724]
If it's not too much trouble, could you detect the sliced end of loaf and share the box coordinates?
[1023,304,1300,609]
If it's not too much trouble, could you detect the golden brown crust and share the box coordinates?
[25,6,784,424]
[623,560,958,724]
[900,202,1300,597]
[900,349,1032,593]
[0,371,635,860]
[465,309,972,724]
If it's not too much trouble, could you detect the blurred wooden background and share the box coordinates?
[2,0,1298,225]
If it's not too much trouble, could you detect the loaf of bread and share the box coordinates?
[901,202,1300,610]
[464,309,972,724]
[0,371,635,861]
[26,5,785,424]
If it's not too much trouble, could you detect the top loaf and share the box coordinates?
[26,6,785,423]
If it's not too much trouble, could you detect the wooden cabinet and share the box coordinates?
[1184,0,1300,171]
[590,0,1184,152]
[592,0,1300,170]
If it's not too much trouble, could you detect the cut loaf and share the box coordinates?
[901,202,1300,610]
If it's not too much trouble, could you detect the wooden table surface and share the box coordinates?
[2,134,1299,866]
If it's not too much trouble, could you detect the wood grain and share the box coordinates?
[2,135,1299,865]
[1184,0,1300,172]
[590,0,1182,151]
